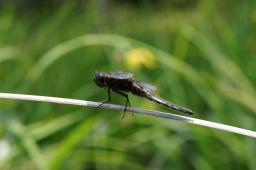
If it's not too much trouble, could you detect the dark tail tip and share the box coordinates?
[177,106,196,115]
[184,109,196,115]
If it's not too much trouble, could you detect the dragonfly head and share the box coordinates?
[94,73,107,87]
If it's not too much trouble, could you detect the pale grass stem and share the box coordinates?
[0,92,256,138]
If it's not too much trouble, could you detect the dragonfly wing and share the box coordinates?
[135,80,157,92]
[108,71,134,79]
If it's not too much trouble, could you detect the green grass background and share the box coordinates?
[0,0,256,169]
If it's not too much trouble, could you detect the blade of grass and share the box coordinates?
[26,34,131,82]
[28,112,85,140]
[47,117,100,170]
[180,25,256,114]
[8,120,46,170]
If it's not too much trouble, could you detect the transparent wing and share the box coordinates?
[108,71,134,79]
[135,80,157,92]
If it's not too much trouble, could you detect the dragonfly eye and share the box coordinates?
[94,75,106,87]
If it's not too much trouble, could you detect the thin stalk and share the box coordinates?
[0,92,255,138]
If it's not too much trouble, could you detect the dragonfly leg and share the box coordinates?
[97,88,111,108]
[126,96,133,116]
[112,89,132,118]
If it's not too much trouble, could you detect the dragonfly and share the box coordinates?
[94,71,195,116]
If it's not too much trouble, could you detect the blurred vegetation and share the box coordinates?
[0,0,256,169]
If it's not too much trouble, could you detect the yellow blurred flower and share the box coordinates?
[124,48,156,70]
[251,9,256,25]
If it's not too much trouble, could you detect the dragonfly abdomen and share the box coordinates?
[144,92,195,115]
